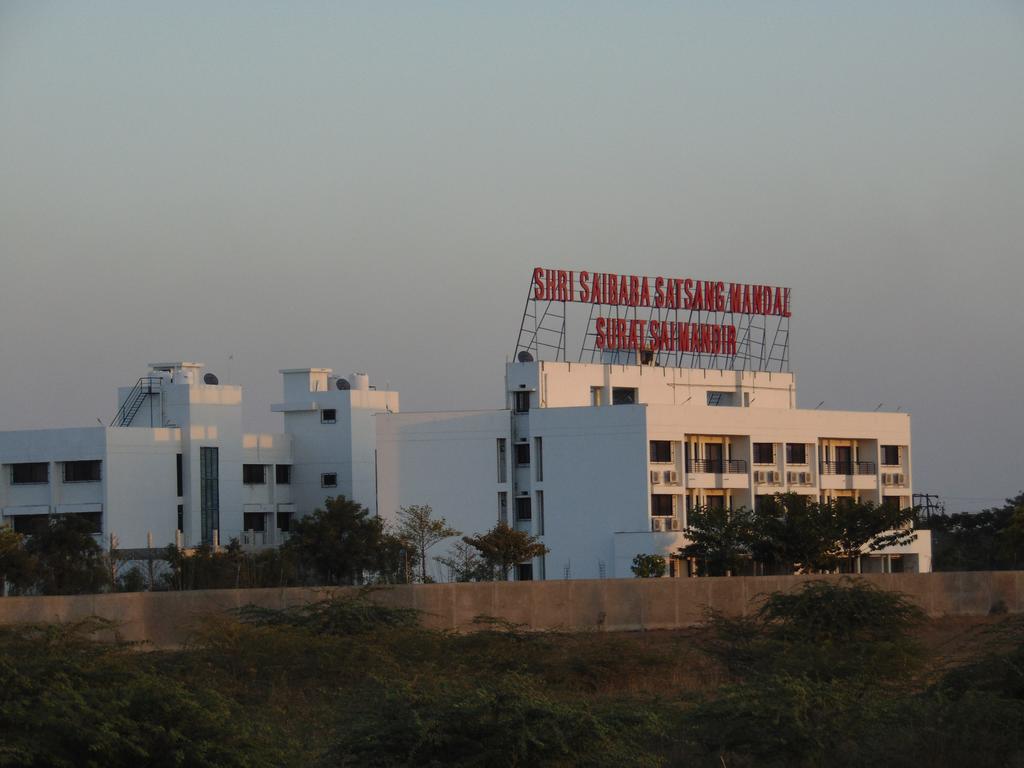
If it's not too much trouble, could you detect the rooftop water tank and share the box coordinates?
[349,372,370,391]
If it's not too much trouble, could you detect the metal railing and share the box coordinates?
[820,461,876,476]
[110,376,164,427]
[686,459,747,473]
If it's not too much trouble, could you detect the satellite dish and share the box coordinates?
[517,351,534,363]
[336,378,351,390]
[203,373,219,385]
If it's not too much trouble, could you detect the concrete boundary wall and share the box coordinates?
[0,572,1021,648]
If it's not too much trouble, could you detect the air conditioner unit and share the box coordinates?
[786,471,797,484]
[754,470,765,483]
[770,471,781,484]
[670,518,682,531]
[650,471,661,484]
[666,470,679,485]
[895,473,905,485]
[799,472,810,484]
[882,473,891,484]
[651,518,668,532]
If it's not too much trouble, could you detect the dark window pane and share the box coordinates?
[649,441,672,463]
[514,391,530,413]
[786,443,807,464]
[11,463,48,484]
[515,496,532,520]
[651,494,674,517]
[243,512,266,532]
[612,387,637,405]
[275,464,292,484]
[277,512,293,532]
[63,460,101,483]
[753,443,775,464]
[242,464,266,485]
[516,563,533,581]
[321,409,337,424]
[176,453,183,496]
[514,443,530,465]
[200,447,220,545]
[881,445,900,466]
[321,473,337,488]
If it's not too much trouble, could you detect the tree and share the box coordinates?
[679,506,759,576]
[435,541,491,582]
[753,493,842,574]
[23,515,110,595]
[284,496,394,585]
[630,553,667,578]
[396,504,460,583]
[462,522,549,580]
[0,525,34,596]
[831,497,917,571]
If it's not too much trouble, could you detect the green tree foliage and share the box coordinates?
[162,540,299,590]
[22,515,110,595]
[395,504,460,583]
[679,506,758,576]
[0,621,264,768]
[683,496,921,576]
[631,553,667,578]
[284,496,396,585]
[462,521,549,580]
[926,492,1024,571]
[327,674,663,768]
[0,525,34,595]
[434,540,491,582]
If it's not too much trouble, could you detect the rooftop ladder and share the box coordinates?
[110,376,163,427]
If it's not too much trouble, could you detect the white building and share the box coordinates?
[0,362,394,551]
[376,359,931,580]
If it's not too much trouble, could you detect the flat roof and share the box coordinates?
[278,368,332,374]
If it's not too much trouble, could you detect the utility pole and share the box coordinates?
[913,493,945,523]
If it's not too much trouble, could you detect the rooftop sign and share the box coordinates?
[515,267,792,372]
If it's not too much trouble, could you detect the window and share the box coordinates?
[498,492,508,524]
[321,473,338,488]
[200,447,220,546]
[277,512,293,532]
[651,494,674,517]
[11,462,48,485]
[516,563,533,581]
[176,453,183,496]
[590,386,604,406]
[649,440,672,463]
[63,460,101,483]
[881,445,900,466]
[496,438,507,483]
[514,390,531,413]
[534,437,543,481]
[515,496,532,521]
[243,512,266,532]
[707,391,731,406]
[753,443,775,464]
[12,514,49,536]
[321,408,337,424]
[177,504,184,533]
[276,464,292,484]
[515,442,530,466]
[536,490,545,535]
[612,387,637,405]
[786,443,807,464]
[706,495,726,510]
[242,464,266,485]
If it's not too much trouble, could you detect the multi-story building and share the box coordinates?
[375,358,930,579]
[0,361,395,551]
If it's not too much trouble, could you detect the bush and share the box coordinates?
[235,591,420,636]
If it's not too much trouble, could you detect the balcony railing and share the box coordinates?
[820,461,876,476]
[687,459,747,473]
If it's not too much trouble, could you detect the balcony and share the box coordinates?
[819,461,877,491]
[686,458,748,489]
[687,459,747,473]
[820,461,876,476]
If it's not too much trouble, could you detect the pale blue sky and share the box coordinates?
[1,2,1022,510]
